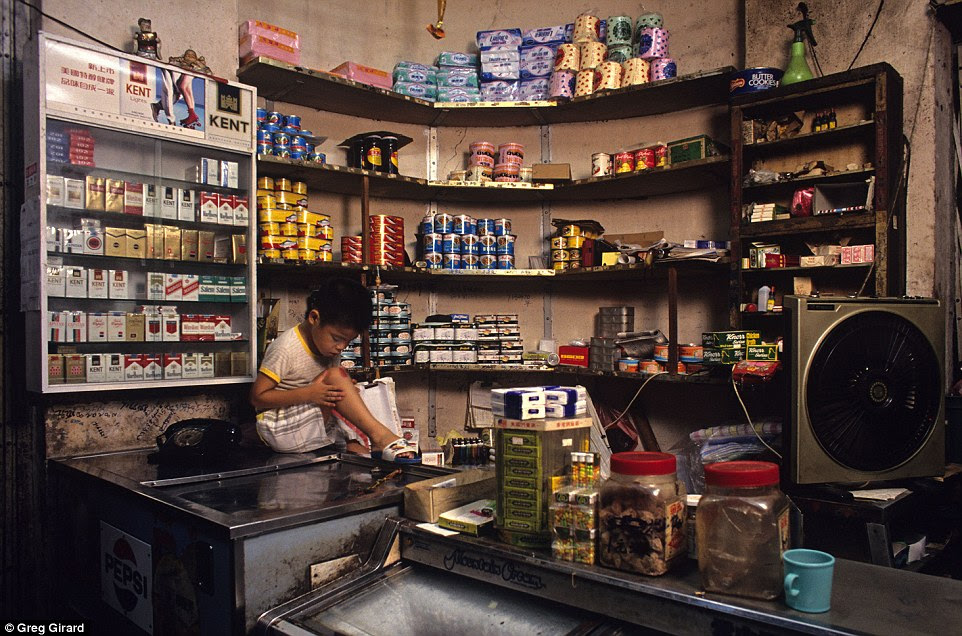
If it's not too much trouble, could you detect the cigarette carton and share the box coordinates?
[124,354,145,381]
[200,192,219,224]
[164,273,182,300]
[64,355,87,384]
[64,266,87,298]
[48,354,65,384]
[108,270,128,299]
[124,181,144,215]
[163,354,183,379]
[107,311,127,342]
[143,354,162,380]
[126,313,145,341]
[104,227,126,257]
[126,229,147,258]
[159,186,177,219]
[87,312,108,342]
[85,354,105,383]
[105,354,125,382]
[177,188,196,221]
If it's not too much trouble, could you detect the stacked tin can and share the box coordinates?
[342,285,413,369]
[477,314,523,365]
[550,224,586,270]
[257,177,334,261]
[368,215,405,266]
[255,108,325,163]
[419,213,514,270]
[412,314,479,364]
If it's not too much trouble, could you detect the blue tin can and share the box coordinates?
[256,143,273,155]
[281,125,299,135]
[257,129,274,143]
[423,233,442,254]
[261,122,279,133]
[283,114,301,129]
[442,233,461,253]
[453,214,476,235]
[273,131,291,146]
[434,213,453,234]
[420,214,435,235]
[494,218,512,236]
[272,146,291,158]
[309,152,326,164]
[461,254,479,269]
[425,253,443,269]
[443,253,462,270]
[498,254,515,269]
[461,234,479,255]
[266,111,283,125]
[256,108,267,124]
[290,150,306,160]
[476,218,495,235]
[496,234,516,255]
[292,135,306,147]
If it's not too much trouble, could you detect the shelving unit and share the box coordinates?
[24,33,258,392]
[729,63,903,329]
[244,59,736,385]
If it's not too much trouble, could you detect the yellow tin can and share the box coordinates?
[561,224,582,237]
[256,176,275,191]
[550,236,567,249]
[552,260,569,270]
[292,181,308,195]
[260,249,281,259]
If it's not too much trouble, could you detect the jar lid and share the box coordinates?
[610,451,676,476]
[704,461,779,487]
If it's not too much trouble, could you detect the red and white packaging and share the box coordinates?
[198,314,217,342]
[143,354,163,380]
[124,182,144,215]
[218,196,235,225]
[144,311,163,342]
[67,311,87,343]
[213,315,232,341]
[165,273,183,300]
[233,195,249,227]
[200,192,219,224]
[88,269,109,299]
[179,314,198,342]
[239,20,300,48]
[107,311,126,342]
[182,352,200,378]
[163,354,183,379]
[108,270,128,300]
[181,274,200,302]
[124,354,145,381]
[87,312,108,342]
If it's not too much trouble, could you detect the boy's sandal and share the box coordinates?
[372,437,420,464]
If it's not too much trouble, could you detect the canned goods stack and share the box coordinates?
[412,314,480,364]
[478,314,524,365]
[255,108,325,163]
[457,140,531,184]
[549,224,587,270]
[591,141,669,177]
[257,177,334,262]
[419,213,515,270]
[368,215,405,266]
[341,285,413,369]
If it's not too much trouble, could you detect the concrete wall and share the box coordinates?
[37,0,953,455]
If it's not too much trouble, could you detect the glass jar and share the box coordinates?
[598,451,687,576]
[696,461,790,599]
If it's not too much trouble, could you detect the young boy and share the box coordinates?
[250,278,415,460]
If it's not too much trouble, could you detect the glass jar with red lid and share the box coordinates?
[598,451,687,576]
[696,460,790,599]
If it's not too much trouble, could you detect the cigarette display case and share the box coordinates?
[23,32,257,392]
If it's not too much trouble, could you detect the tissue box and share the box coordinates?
[330,61,392,90]
[403,468,496,523]
[491,388,546,420]
[438,499,496,535]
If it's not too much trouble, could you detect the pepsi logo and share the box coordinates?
[104,537,148,612]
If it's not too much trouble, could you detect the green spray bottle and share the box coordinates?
[783,2,817,85]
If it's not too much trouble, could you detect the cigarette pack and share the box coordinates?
[126,229,147,258]
[164,273,182,300]
[46,175,65,206]
[83,225,104,255]
[104,227,126,257]
[159,186,177,220]
[231,234,247,264]
[144,184,159,217]
[62,228,84,254]
[230,352,249,376]
[177,188,196,221]
[181,229,199,261]
[199,276,217,302]
[182,352,200,378]
[199,353,214,378]
[213,315,232,341]
[147,272,165,300]
[181,274,199,302]
[124,354,145,381]
[66,311,86,343]
[198,231,215,261]
[64,355,87,384]
[107,311,127,341]
[126,313,145,341]
[162,312,181,341]
[163,354,183,379]
[63,178,84,209]
[108,270,128,299]
[48,355,65,384]
[85,354,105,383]
[105,354,125,382]
[46,226,60,253]
[87,269,108,299]
[46,266,66,297]
[124,181,144,215]
[218,196,234,225]
[164,226,182,260]
[214,352,231,377]
[221,161,239,189]
[85,176,106,211]
[233,195,249,226]
[143,354,162,380]
[87,312,108,342]
[214,235,230,262]
[200,192,219,224]
[144,311,162,342]
[104,179,124,212]
[231,276,247,302]
[64,266,87,298]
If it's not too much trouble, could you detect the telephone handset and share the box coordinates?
[151,418,241,463]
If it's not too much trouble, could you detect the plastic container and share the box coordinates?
[696,461,790,599]
[598,451,687,576]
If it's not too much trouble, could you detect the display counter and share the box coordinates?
[47,447,448,635]
[259,517,962,635]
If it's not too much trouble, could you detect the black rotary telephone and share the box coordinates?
[151,418,241,463]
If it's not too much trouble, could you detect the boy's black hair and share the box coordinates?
[305,278,372,333]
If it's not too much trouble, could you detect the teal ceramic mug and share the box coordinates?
[783,549,835,613]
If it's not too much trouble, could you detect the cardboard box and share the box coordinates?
[438,499,496,535]
[531,163,571,183]
[603,231,664,248]
[404,469,497,523]
[177,188,196,221]
[558,345,589,367]
[126,229,147,258]
[745,343,778,361]
[87,312,107,342]
[124,354,145,381]
[330,61,391,90]
[104,227,126,257]
[701,330,761,348]
[667,134,725,164]
[85,354,105,383]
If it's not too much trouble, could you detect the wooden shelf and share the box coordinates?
[741,263,872,275]
[48,252,246,272]
[257,154,728,202]
[238,58,735,127]
[743,120,875,154]
[739,213,876,238]
[742,168,875,194]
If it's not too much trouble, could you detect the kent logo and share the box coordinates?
[104,537,149,612]
[217,84,241,114]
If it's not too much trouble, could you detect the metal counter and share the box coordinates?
[259,517,962,636]
[48,447,448,635]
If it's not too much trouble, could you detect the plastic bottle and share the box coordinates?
[767,285,776,312]
[757,285,771,313]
